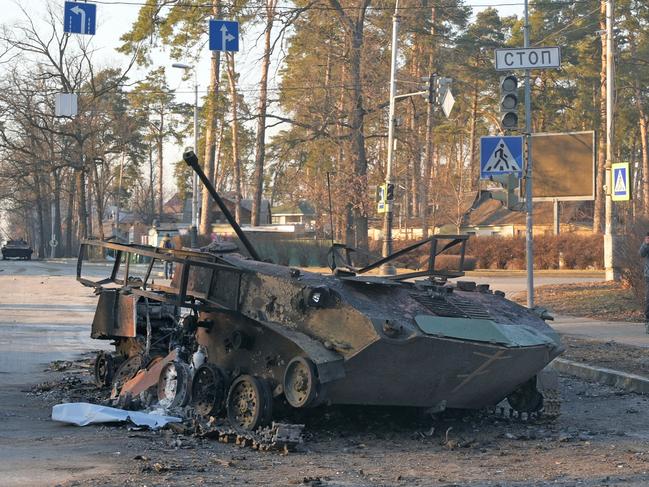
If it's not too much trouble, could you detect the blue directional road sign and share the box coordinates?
[611,162,630,201]
[480,136,524,179]
[64,1,97,36]
[209,20,239,52]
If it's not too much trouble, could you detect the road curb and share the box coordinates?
[552,358,649,394]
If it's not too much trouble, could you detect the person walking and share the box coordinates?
[640,232,649,333]
[161,233,174,279]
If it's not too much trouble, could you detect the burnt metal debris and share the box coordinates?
[2,238,33,260]
[76,149,563,444]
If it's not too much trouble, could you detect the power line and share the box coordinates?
[90,0,594,13]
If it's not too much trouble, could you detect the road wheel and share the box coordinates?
[157,361,192,408]
[191,363,227,417]
[226,375,272,431]
[94,351,119,388]
[283,356,319,408]
[507,377,544,413]
[111,354,144,392]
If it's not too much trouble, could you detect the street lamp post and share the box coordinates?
[172,62,199,248]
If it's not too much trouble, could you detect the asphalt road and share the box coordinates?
[460,271,604,297]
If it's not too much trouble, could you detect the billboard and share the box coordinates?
[528,131,595,201]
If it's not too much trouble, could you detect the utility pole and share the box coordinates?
[524,0,535,308]
[381,0,400,275]
[604,0,618,280]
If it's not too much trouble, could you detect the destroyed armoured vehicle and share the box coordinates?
[2,239,33,260]
[78,149,563,431]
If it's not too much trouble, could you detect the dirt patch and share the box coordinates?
[512,281,644,322]
[561,336,649,377]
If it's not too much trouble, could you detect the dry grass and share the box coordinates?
[512,281,644,322]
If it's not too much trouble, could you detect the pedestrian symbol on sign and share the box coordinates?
[614,170,626,194]
[611,162,631,201]
[482,139,521,173]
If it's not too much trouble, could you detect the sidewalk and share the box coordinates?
[552,315,649,348]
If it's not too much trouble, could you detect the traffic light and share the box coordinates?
[499,75,519,130]
[421,74,437,104]
[386,183,394,201]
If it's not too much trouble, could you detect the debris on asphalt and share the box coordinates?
[51,402,182,429]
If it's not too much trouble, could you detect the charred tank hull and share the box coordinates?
[186,255,562,411]
[79,150,563,430]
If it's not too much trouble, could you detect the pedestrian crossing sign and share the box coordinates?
[611,162,630,201]
[480,136,524,179]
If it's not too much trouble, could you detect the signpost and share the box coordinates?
[527,131,595,201]
[492,0,562,308]
[55,93,78,117]
[480,136,524,179]
[494,47,561,71]
[441,88,455,119]
[209,20,239,52]
[611,162,631,201]
[64,1,97,35]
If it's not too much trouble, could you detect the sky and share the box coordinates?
[1,0,524,203]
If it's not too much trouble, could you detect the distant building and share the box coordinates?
[148,224,181,247]
[461,197,593,237]
[271,201,316,231]
[102,205,148,244]
[163,192,271,225]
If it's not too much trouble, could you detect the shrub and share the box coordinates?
[371,234,603,271]
[618,217,648,303]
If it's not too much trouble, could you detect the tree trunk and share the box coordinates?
[251,0,277,226]
[92,163,105,244]
[226,53,242,224]
[214,117,226,190]
[86,165,93,238]
[53,170,62,257]
[630,38,649,215]
[33,172,46,258]
[348,14,369,250]
[148,145,155,222]
[65,172,74,257]
[199,0,222,235]
[469,83,479,189]
[593,0,607,233]
[157,116,164,220]
[76,168,88,241]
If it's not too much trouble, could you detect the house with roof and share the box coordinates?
[271,201,316,231]
[460,195,593,237]
[163,192,271,226]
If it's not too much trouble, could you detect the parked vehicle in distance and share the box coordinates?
[1,239,33,260]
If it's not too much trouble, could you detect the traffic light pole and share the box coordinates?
[524,0,535,308]
[381,0,400,275]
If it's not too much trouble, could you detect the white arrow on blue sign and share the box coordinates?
[209,20,239,52]
[64,1,97,36]
[480,136,524,179]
